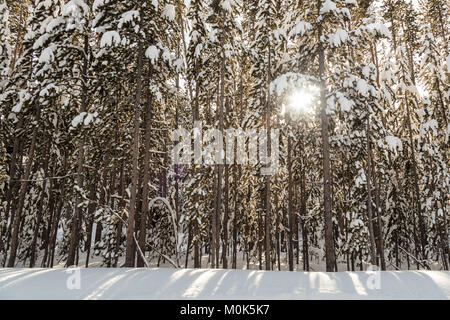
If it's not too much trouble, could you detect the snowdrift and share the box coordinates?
[0,268,449,300]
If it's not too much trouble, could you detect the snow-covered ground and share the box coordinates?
[1,268,449,300]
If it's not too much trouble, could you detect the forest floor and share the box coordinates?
[1,267,449,299]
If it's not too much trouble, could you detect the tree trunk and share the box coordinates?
[300,168,309,271]
[84,180,97,268]
[222,142,229,269]
[8,112,38,267]
[1,116,23,263]
[318,0,336,272]
[29,138,51,267]
[67,31,90,267]
[366,115,378,266]
[125,39,144,267]
[137,62,153,268]
[287,114,294,271]
[264,41,272,271]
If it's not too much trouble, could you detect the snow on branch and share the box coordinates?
[100,31,121,47]
[270,72,318,97]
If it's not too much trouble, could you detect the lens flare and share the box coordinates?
[287,87,318,114]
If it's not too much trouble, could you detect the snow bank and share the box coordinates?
[1,268,449,300]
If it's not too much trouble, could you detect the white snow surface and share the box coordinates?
[290,20,312,37]
[329,29,349,48]
[0,268,449,300]
[320,0,337,14]
[100,31,121,47]
[220,0,234,13]
[162,4,176,21]
[39,45,57,64]
[447,54,450,73]
[385,135,403,152]
[145,45,160,63]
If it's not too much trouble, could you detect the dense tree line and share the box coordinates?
[0,0,448,271]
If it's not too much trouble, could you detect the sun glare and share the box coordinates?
[287,87,318,114]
